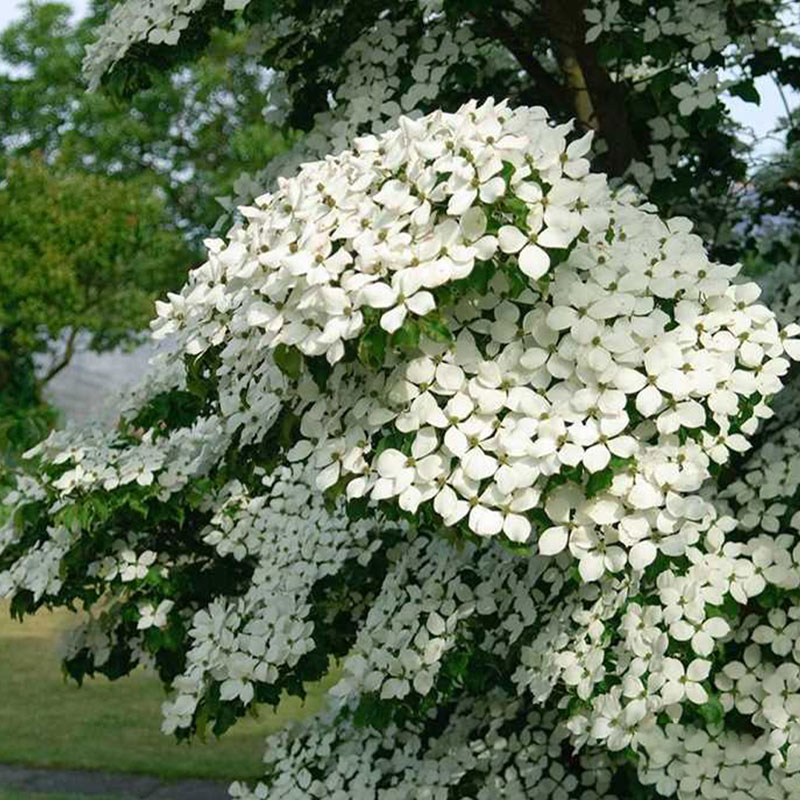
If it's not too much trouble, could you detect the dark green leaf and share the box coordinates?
[728,80,761,105]
[419,314,453,344]
[390,318,421,352]
[273,344,303,379]
[585,467,614,498]
[698,694,725,727]
[357,325,387,369]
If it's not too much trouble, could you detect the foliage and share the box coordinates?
[0,2,292,239]
[0,158,189,455]
[741,107,800,279]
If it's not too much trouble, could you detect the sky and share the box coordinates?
[0,0,796,156]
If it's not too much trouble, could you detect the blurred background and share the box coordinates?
[0,3,303,798]
[0,0,293,452]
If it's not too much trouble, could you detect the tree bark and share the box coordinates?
[541,0,640,176]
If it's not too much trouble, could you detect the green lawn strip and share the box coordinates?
[0,793,126,800]
[0,606,333,781]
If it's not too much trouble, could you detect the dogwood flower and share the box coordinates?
[657,657,711,705]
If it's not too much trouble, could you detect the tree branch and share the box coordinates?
[474,0,641,177]
[40,327,79,385]
[467,10,574,114]
[541,0,640,176]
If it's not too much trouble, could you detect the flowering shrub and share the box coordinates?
[5,100,800,798]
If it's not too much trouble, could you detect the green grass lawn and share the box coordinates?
[0,604,333,781]
[0,794,125,800]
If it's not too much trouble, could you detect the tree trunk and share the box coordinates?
[541,0,640,176]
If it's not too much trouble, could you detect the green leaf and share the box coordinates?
[323,474,350,511]
[698,694,725,727]
[757,583,783,609]
[561,463,583,484]
[500,538,532,556]
[390,318,420,352]
[442,651,469,679]
[306,355,333,390]
[608,455,635,473]
[346,497,370,521]
[585,467,614,498]
[450,260,494,297]
[9,589,35,621]
[353,693,393,729]
[729,80,761,105]
[528,508,551,531]
[277,410,301,450]
[419,313,453,343]
[273,344,303,380]
[504,263,528,298]
[357,325,387,369]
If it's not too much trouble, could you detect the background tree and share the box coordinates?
[0,1,290,454]
[0,158,189,454]
[744,107,800,275]
[0,1,290,239]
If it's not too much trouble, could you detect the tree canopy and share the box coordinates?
[83,0,799,257]
[0,157,189,453]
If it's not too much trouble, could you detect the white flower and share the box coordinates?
[445,149,506,215]
[119,550,157,582]
[359,271,436,334]
[753,608,800,656]
[671,72,719,115]
[657,657,710,705]
[670,615,730,656]
[497,223,550,280]
[137,600,175,630]
[702,423,750,465]
[570,526,627,581]
[373,428,440,500]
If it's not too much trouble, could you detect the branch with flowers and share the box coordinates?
[4,99,800,798]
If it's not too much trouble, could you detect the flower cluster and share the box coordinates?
[3,101,800,800]
[161,464,387,733]
[154,99,793,577]
[231,695,617,800]
[83,0,253,89]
